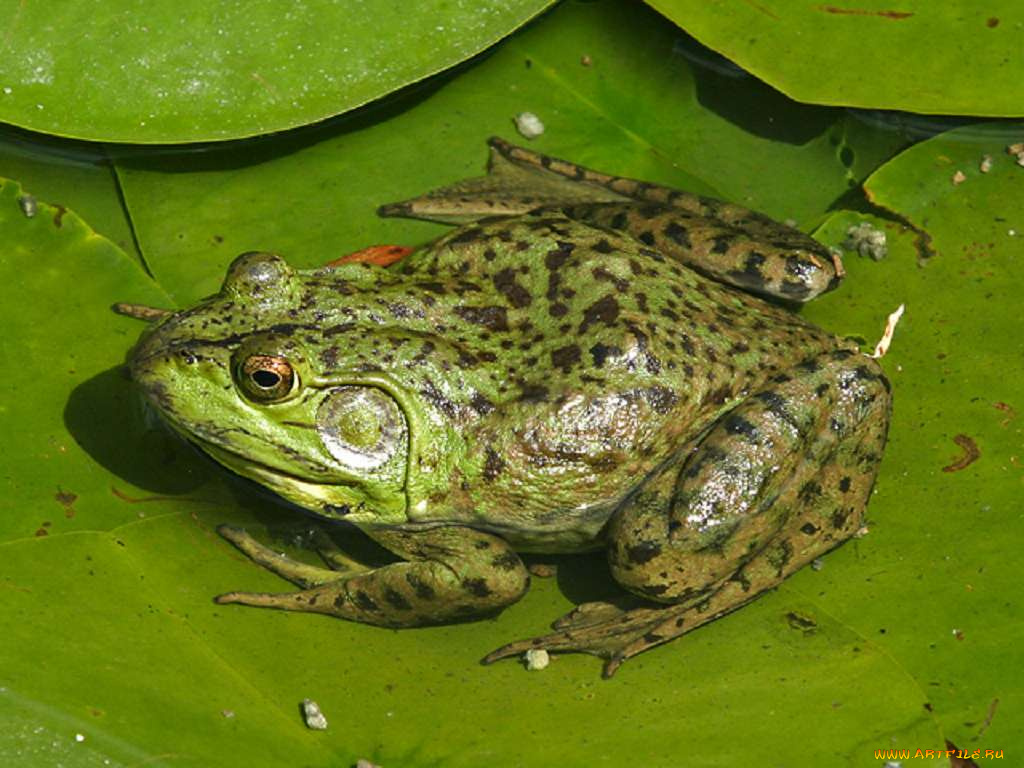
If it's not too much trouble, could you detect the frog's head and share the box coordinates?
[125,251,414,525]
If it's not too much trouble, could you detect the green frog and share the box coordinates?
[126,138,890,676]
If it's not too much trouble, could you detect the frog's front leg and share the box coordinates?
[485,349,890,676]
[215,525,530,627]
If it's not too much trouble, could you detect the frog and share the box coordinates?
[125,138,891,677]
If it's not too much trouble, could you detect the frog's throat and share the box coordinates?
[197,438,408,526]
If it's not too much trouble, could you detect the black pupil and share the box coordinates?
[252,369,281,389]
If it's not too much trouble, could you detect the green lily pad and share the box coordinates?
[646,0,1024,117]
[0,0,553,143]
[3,9,1021,767]
[806,124,1024,757]
[115,0,908,306]
[0,132,139,260]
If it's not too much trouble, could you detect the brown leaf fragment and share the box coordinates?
[993,401,1016,427]
[817,5,913,19]
[942,434,979,473]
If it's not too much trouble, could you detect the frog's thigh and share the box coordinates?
[608,349,891,602]
[216,526,530,628]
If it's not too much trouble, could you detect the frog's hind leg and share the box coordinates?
[378,137,840,302]
[484,138,842,303]
[485,349,891,676]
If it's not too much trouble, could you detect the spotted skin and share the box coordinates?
[128,140,890,676]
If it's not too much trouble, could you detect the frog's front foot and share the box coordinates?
[483,596,725,678]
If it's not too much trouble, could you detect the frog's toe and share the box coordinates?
[483,602,684,677]
[214,589,307,609]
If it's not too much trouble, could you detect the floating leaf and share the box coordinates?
[645,0,1024,116]
[0,0,553,143]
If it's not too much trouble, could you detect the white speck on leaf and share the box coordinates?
[18,194,37,218]
[843,222,887,261]
[514,111,545,139]
[524,648,550,670]
[301,698,328,730]
[870,304,905,359]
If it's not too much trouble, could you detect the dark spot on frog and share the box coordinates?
[419,379,459,419]
[491,551,521,571]
[724,414,758,440]
[551,344,582,372]
[406,572,436,600]
[839,476,852,492]
[710,235,732,255]
[640,583,669,597]
[663,221,692,249]
[592,266,629,291]
[384,588,413,610]
[589,342,621,368]
[453,305,509,331]
[448,226,484,245]
[593,239,615,254]
[462,578,493,598]
[324,503,352,517]
[800,522,819,535]
[548,301,568,317]
[798,481,822,504]
[637,230,656,246]
[579,295,620,334]
[544,241,575,273]
[757,391,799,428]
[493,268,533,308]
[470,391,494,414]
[353,590,379,612]
[831,508,851,530]
[707,384,732,406]
[483,448,506,481]
[627,541,662,564]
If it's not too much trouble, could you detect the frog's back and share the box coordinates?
[383,213,841,550]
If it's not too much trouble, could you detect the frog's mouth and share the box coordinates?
[199,435,405,524]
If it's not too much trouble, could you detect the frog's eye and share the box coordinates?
[237,354,296,403]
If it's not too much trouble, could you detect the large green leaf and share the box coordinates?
[806,123,1024,758]
[2,3,1019,766]
[647,0,1024,117]
[0,0,553,143]
[115,0,907,306]
[0,131,139,260]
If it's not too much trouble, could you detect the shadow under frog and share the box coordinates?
[116,139,891,677]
